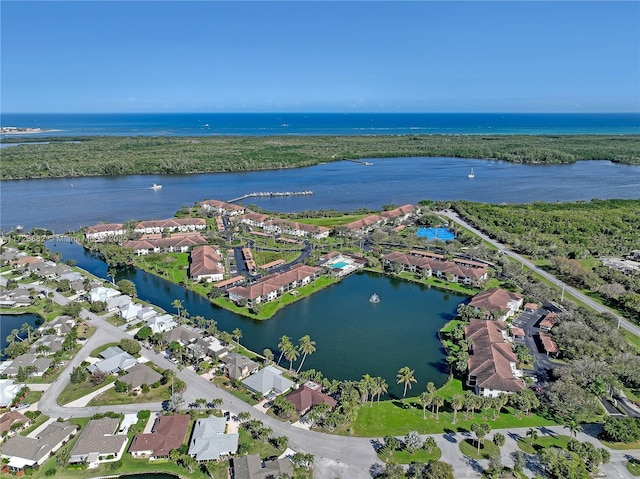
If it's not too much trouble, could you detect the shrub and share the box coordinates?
[44,469,56,476]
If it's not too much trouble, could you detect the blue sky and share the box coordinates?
[1,1,638,113]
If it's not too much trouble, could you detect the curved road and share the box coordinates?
[441,210,640,338]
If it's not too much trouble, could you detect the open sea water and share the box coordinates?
[2,112,639,136]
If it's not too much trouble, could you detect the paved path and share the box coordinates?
[441,210,640,337]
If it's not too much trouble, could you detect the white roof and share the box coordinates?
[241,365,294,396]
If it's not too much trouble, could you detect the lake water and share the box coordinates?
[46,240,463,397]
[0,313,41,357]
[3,157,639,232]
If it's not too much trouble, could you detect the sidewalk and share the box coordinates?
[65,381,115,407]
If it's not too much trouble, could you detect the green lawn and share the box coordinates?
[19,414,49,437]
[516,435,572,454]
[295,214,369,227]
[628,458,640,476]
[353,395,554,437]
[459,438,500,460]
[599,438,640,450]
[58,377,115,405]
[87,384,171,406]
[622,329,640,352]
[211,377,259,405]
[381,446,442,465]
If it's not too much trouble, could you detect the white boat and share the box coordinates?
[151,183,163,190]
[467,168,475,179]
[369,293,380,303]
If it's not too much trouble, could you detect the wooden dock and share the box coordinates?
[227,191,313,203]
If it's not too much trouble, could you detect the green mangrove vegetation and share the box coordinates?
[1,134,639,179]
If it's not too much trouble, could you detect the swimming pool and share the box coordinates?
[332,261,350,269]
[416,227,455,241]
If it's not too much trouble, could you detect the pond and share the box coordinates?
[47,240,465,397]
[0,313,42,357]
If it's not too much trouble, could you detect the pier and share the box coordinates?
[227,191,313,203]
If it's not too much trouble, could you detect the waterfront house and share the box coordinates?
[189,245,225,282]
[106,294,133,314]
[188,416,239,462]
[129,414,190,460]
[194,336,228,359]
[69,418,127,468]
[222,353,259,381]
[39,315,75,335]
[285,381,337,415]
[236,213,270,228]
[88,286,121,303]
[233,454,294,479]
[0,421,77,472]
[241,366,294,397]
[468,287,523,321]
[30,334,65,356]
[162,325,200,346]
[146,314,178,334]
[84,223,126,241]
[465,319,524,397]
[119,301,145,321]
[123,232,207,255]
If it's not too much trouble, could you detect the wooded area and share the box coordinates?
[1,134,639,179]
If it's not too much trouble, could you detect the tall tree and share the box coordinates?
[232,328,243,351]
[277,335,292,366]
[451,393,464,424]
[284,345,300,371]
[296,335,317,374]
[171,299,183,318]
[396,366,417,398]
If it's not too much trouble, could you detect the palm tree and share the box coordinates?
[359,374,375,404]
[232,328,243,351]
[471,422,491,454]
[396,366,417,398]
[564,419,580,438]
[263,348,274,365]
[296,335,317,374]
[20,322,33,343]
[374,377,388,403]
[526,427,539,445]
[433,395,444,420]
[171,299,183,318]
[451,393,464,424]
[277,335,292,366]
[418,391,431,419]
[284,346,300,371]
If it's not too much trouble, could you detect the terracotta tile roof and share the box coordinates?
[344,215,384,231]
[539,332,559,354]
[539,312,558,330]
[189,245,224,278]
[129,414,190,457]
[285,385,337,414]
[85,223,124,233]
[380,204,416,218]
[228,264,321,301]
[469,287,522,312]
[466,319,524,393]
[511,327,525,337]
[0,411,29,435]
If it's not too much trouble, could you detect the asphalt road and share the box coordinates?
[441,210,640,338]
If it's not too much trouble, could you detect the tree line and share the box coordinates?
[2,134,639,179]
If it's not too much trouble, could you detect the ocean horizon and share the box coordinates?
[2,112,639,137]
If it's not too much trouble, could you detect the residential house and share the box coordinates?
[119,301,145,322]
[232,454,294,479]
[465,319,525,397]
[241,366,294,397]
[129,414,190,460]
[285,381,337,415]
[163,325,200,346]
[222,353,259,381]
[119,363,162,392]
[189,245,225,282]
[380,204,418,223]
[146,314,178,334]
[39,315,75,335]
[214,276,245,290]
[343,215,386,236]
[87,346,136,375]
[106,294,133,314]
[0,380,21,408]
[188,416,239,462]
[30,335,65,356]
[523,302,540,313]
[510,327,526,343]
[236,213,270,228]
[123,232,207,255]
[194,336,228,359]
[228,264,322,308]
[468,287,523,321]
[3,355,52,378]
[69,418,128,468]
[0,421,77,471]
[0,411,30,438]
[88,286,121,303]
[84,223,126,241]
